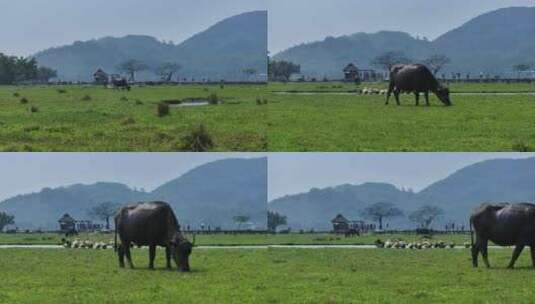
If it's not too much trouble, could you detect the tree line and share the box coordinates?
[272,50,533,81]
[0,53,57,85]
[268,203,447,233]
[116,59,259,82]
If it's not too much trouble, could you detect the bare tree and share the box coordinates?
[371,51,412,71]
[513,64,531,78]
[156,62,182,82]
[268,211,287,232]
[361,202,403,230]
[88,202,121,230]
[117,59,148,82]
[233,215,250,230]
[423,54,451,75]
[409,205,444,229]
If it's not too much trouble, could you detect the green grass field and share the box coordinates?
[267,248,535,303]
[0,232,269,246]
[266,233,472,246]
[1,247,533,303]
[0,232,472,246]
[0,248,274,303]
[268,82,535,152]
[271,81,535,93]
[0,84,267,152]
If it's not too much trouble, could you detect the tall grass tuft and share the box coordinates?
[157,103,170,117]
[180,124,214,152]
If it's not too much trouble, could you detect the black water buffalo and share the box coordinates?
[386,64,451,106]
[112,78,131,91]
[115,201,193,272]
[470,203,535,268]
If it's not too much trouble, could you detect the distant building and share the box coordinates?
[343,63,359,82]
[93,68,109,85]
[331,214,371,233]
[58,214,76,233]
[343,63,384,82]
[58,214,102,233]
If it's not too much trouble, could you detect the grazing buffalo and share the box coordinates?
[386,64,451,106]
[111,78,131,91]
[470,203,535,268]
[115,201,193,272]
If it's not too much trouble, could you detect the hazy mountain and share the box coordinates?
[273,7,535,78]
[269,157,535,230]
[269,183,418,230]
[34,11,267,81]
[0,158,267,230]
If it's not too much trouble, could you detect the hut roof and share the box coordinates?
[58,213,75,223]
[343,63,358,73]
[331,214,349,223]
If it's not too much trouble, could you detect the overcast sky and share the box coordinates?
[267,0,535,53]
[3,1,534,56]
[1,0,267,56]
[1,153,534,204]
[268,153,535,201]
[0,153,263,202]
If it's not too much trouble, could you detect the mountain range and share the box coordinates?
[269,157,535,230]
[34,11,267,82]
[273,7,535,78]
[0,158,267,230]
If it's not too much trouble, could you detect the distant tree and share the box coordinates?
[13,57,39,82]
[233,215,250,230]
[0,53,49,84]
[0,212,15,232]
[268,60,301,81]
[422,54,451,75]
[371,51,412,71]
[242,68,258,81]
[156,62,182,82]
[36,66,58,83]
[361,202,403,230]
[409,205,444,229]
[117,59,148,82]
[267,211,287,232]
[513,64,531,78]
[88,202,121,230]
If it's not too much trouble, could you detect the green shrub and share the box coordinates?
[29,106,39,113]
[512,142,533,152]
[57,89,67,94]
[157,103,170,117]
[20,97,29,104]
[81,95,92,101]
[121,117,136,125]
[180,124,214,152]
[208,93,220,105]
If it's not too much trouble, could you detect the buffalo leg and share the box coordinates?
[124,242,134,269]
[118,244,125,268]
[530,245,535,267]
[149,245,156,270]
[165,246,172,269]
[471,239,480,268]
[424,92,430,106]
[480,239,490,268]
[394,90,401,106]
[386,82,395,105]
[508,245,525,269]
[414,92,420,106]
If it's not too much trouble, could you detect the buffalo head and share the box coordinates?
[171,235,193,272]
[436,87,452,106]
